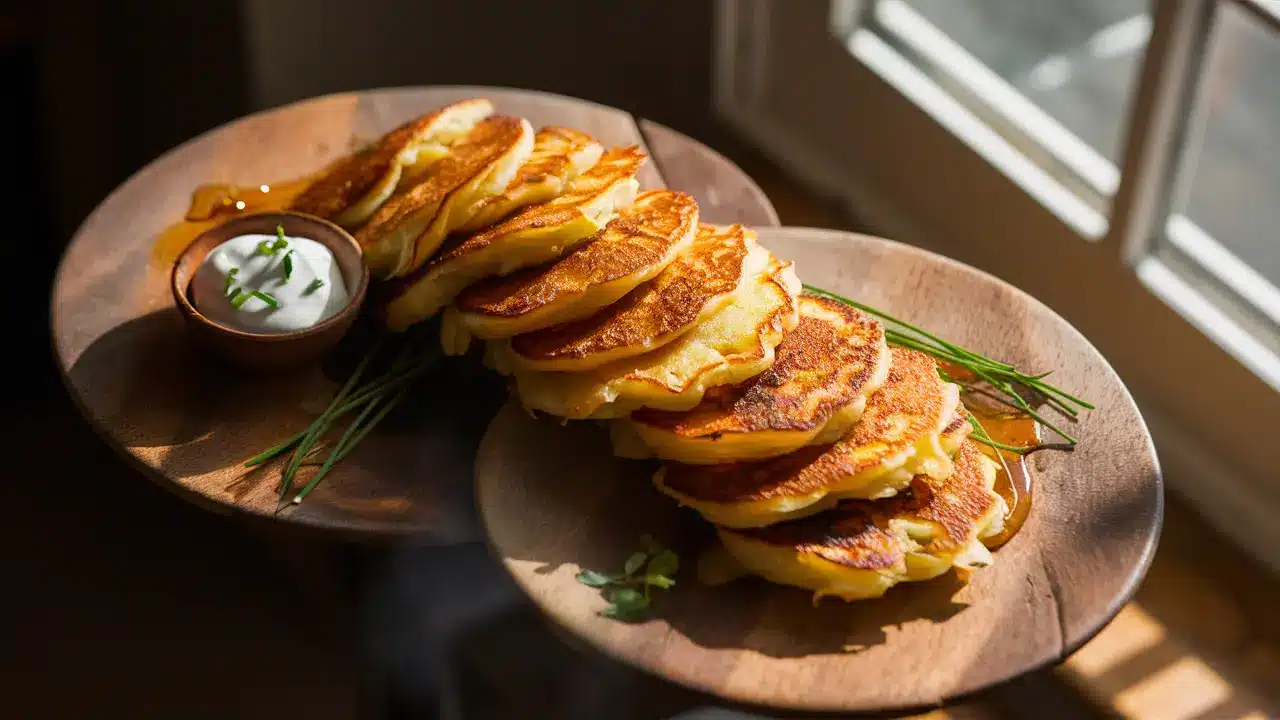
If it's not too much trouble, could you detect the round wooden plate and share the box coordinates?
[476,226,1163,715]
[50,86,777,542]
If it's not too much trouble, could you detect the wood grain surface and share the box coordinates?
[50,86,778,542]
[476,226,1163,715]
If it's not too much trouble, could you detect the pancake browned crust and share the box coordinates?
[379,146,646,331]
[458,127,603,232]
[507,223,755,372]
[355,115,533,278]
[715,440,1006,602]
[618,296,891,463]
[291,99,493,225]
[443,190,699,350]
[498,249,801,419]
[655,347,966,527]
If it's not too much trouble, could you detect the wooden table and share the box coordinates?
[51,86,778,546]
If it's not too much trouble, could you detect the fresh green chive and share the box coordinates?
[229,288,251,309]
[223,267,239,295]
[250,290,279,308]
[276,224,286,243]
[305,278,325,294]
[805,284,1090,448]
[282,250,294,282]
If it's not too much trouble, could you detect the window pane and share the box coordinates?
[1164,2,1280,321]
[843,0,1150,224]
[905,0,1148,167]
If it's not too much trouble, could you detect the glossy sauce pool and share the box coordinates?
[151,177,314,268]
[940,362,1040,549]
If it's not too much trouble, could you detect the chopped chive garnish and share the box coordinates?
[250,290,280,308]
[229,288,251,309]
[256,227,289,256]
[223,267,239,295]
[272,226,289,252]
[282,250,294,282]
[305,278,325,294]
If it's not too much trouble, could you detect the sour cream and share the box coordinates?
[192,231,349,334]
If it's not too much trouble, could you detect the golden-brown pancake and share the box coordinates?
[655,348,967,528]
[380,146,646,331]
[458,127,603,232]
[291,98,493,226]
[506,224,757,372]
[614,296,891,463]
[355,115,534,278]
[713,440,1007,602]
[495,249,801,419]
[441,190,699,354]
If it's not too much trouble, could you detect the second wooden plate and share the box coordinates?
[476,226,1162,715]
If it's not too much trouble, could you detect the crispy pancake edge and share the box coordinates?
[657,347,953,504]
[630,296,890,437]
[454,189,700,321]
[291,98,493,221]
[354,115,530,275]
[724,440,1002,571]
[507,223,755,367]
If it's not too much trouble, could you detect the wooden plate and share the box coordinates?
[476,226,1163,715]
[50,86,777,542]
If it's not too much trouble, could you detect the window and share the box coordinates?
[715,0,1280,568]
[843,0,1149,231]
[1146,2,1280,385]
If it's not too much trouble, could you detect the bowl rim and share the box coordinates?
[170,210,370,343]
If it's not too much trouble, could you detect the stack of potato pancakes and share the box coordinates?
[293,99,1009,602]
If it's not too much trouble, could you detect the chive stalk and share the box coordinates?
[804,284,1091,448]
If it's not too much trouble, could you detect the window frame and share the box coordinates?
[714,0,1280,571]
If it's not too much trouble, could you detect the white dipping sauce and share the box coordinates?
[192,232,349,334]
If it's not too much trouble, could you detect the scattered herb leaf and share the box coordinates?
[575,570,613,587]
[223,267,239,295]
[647,549,679,578]
[644,574,676,590]
[602,603,648,622]
[576,536,680,622]
[623,552,647,577]
[305,278,325,295]
[605,587,648,612]
[229,288,251,309]
[282,250,294,282]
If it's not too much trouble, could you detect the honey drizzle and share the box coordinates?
[151,176,314,268]
[939,362,1039,549]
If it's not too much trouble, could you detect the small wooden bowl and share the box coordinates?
[171,211,369,371]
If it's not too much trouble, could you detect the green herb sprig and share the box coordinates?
[803,284,1091,453]
[245,329,440,509]
[576,535,679,622]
